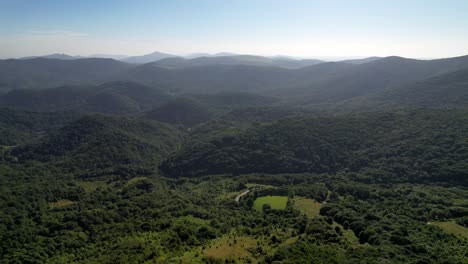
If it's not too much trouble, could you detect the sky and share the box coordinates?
[1,0,468,59]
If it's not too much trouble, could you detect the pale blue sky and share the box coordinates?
[1,0,468,58]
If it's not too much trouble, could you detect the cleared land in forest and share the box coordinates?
[430,221,468,239]
[293,197,321,218]
[253,196,288,211]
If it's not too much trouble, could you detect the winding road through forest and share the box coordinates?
[235,189,250,203]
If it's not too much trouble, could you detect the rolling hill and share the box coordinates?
[161,109,468,184]
[0,108,80,146]
[0,81,172,114]
[339,67,468,110]
[144,97,215,127]
[276,55,468,106]
[2,55,468,112]
[0,58,132,92]
[12,115,184,178]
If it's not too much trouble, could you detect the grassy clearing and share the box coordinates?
[203,234,257,261]
[293,197,321,218]
[331,221,360,246]
[77,180,107,192]
[49,199,74,208]
[430,221,468,239]
[253,196,288,211]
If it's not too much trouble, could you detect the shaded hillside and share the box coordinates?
[279,55,468,105]
[183,106,313,144]
[12,115,183,178]
[0,108,80,145]
[0,58,132,92]
[116,63,290,94]
[144,97,215,127]
[184,92,280,112]
[0,81,171,114]
[117,55,468,102]
[161,109,468,184]
[340,68,468,110]
[144,93,285,127]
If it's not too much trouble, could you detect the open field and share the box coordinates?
[253,196,288,211]
[430,221,468,239]
[203,234,257,261]
[293,197,321,218]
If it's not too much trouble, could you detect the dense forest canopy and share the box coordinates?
[0,54,467,263]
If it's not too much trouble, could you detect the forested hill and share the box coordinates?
[11,115,184,178]
[144,97,215,127]
[0,58,131,92]
[339,67,468,110]
[0,108,80,145]
[161,109,468,184]
[0,81,171,114]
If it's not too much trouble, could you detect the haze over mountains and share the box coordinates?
[12,51,374,64]
[1,53,468,114]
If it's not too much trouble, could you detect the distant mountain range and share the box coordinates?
[15,51,381,65]
[20,53,86,60]
[121,51,178,64]
[152,55,323,69]
[2,54,468,113]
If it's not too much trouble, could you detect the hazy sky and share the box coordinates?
[1,0,468,59]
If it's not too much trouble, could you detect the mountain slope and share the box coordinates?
[161,109,468,184]
[340,67,468,109]
[278,55,468,106]
[0,81,172,114]
[0,108,80,145]
[0,58,133,92]
[116,63,290,94]
[13,115,184,178]
[184,92,280,112]
[144,97,215,127]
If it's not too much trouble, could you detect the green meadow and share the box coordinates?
[253,196,288,211]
